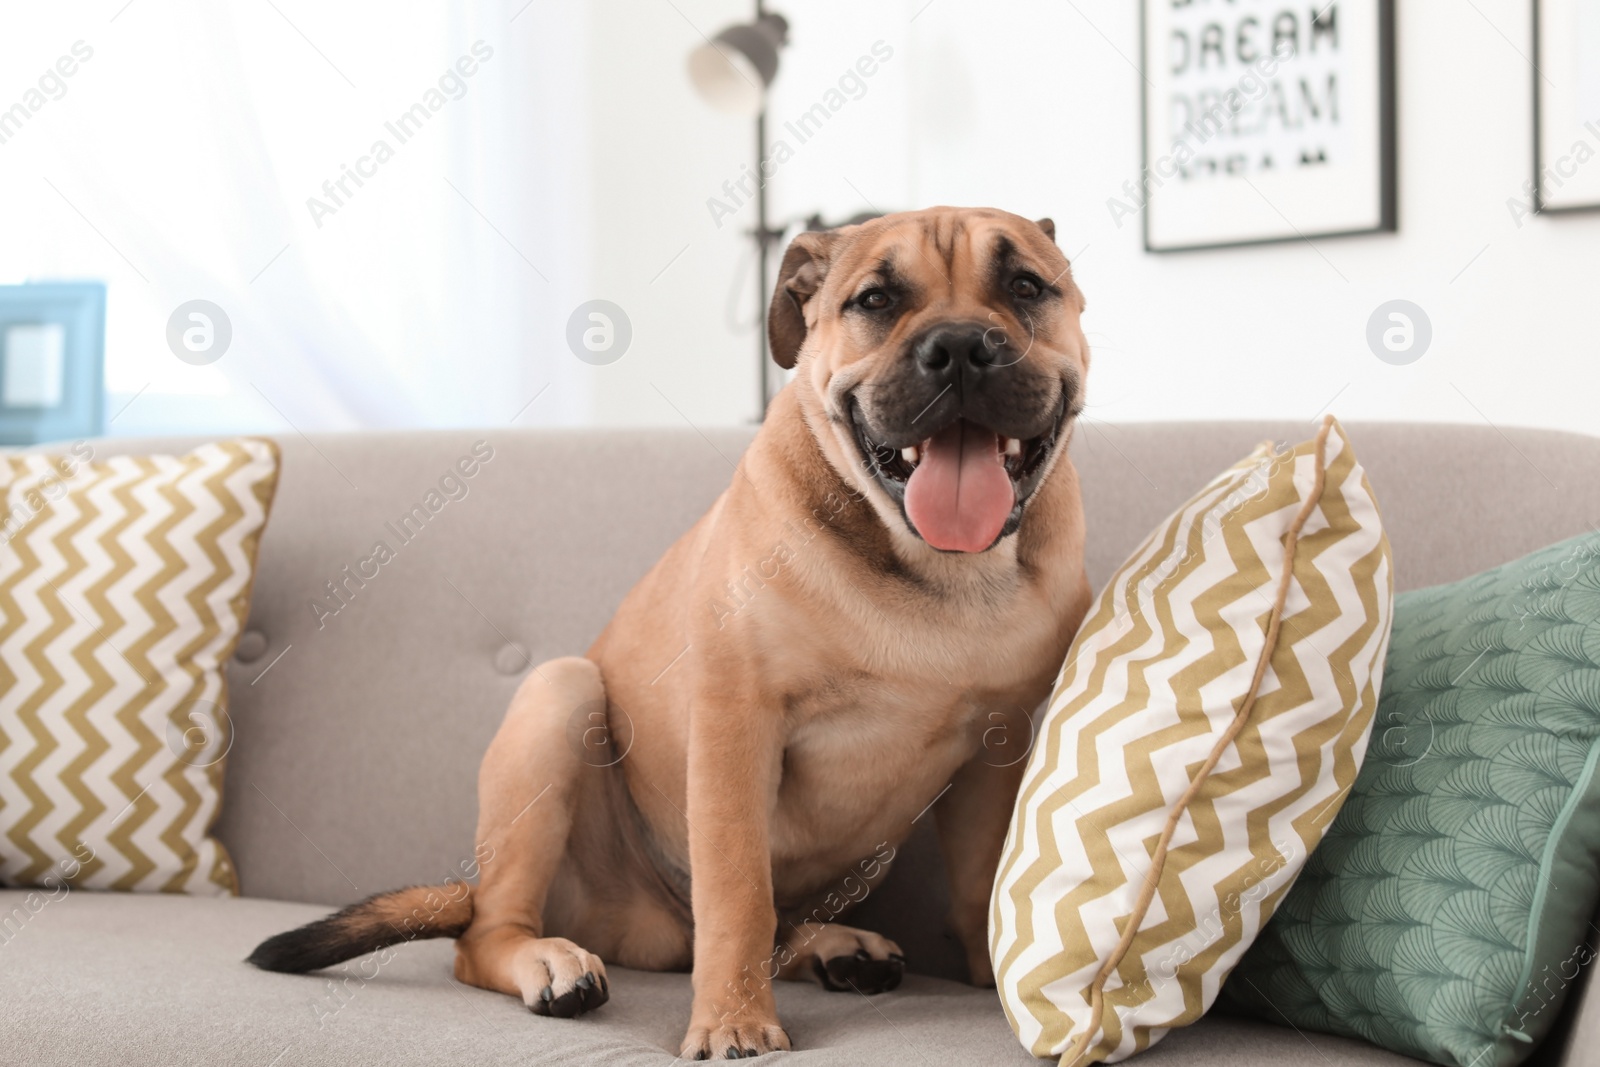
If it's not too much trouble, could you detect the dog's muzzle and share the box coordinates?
[846,323,1077,554]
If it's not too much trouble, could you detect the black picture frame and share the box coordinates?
[1533,0,1600,215]
[1138,0,1398,254]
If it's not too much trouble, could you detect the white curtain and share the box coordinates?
[0,0,591,434]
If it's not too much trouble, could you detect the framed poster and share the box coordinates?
[1534,0,1600,213]
[1140,1,1397,252]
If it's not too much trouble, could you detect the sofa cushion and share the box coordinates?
[0,439,280,895]
[1221,531,1600,1067]
[0,889,1428,1065]
[991,418,1394,1063]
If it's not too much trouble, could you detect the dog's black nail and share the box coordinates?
[580,973,608,1012]
[540,985,554,1002]
[889,953,906,962]
[549,989,584,1018]
[694,1052,708,1062]
[724,1050,742,1060]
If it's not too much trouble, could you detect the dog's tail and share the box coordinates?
[246,883,474,973]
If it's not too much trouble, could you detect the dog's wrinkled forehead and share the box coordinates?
[766,207,1084,373]
[832,212,1066,306]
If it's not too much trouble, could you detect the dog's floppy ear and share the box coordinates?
[1033,217,1084,310]
[768,230,840,370]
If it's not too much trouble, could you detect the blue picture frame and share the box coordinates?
[0,282,106,446]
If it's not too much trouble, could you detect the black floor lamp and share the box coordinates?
[687,4,790,420]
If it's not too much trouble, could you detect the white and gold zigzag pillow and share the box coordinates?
[0,439,279,896]
[990,417,1393,1065]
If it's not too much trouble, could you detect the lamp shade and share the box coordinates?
[687,13,788,116]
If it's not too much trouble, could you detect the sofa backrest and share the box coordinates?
[78,420,1600,981]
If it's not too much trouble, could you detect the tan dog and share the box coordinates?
[250,206,1094,1059]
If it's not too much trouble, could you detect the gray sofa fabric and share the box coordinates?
[4,420,1598,1065]
[0,890,1426,1066]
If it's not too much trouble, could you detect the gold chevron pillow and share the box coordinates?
[990,417,1393,1065]
[0,439,279,896]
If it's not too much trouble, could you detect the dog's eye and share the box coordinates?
[858,289,891,311]
[1010,275,1042,300]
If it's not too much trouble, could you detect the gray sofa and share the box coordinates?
[5,420,1599,1066]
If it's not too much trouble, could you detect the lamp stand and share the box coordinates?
[750,0,786,422]
[751,114,787,420]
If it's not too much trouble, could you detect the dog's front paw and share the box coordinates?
[680,1011,791,1060]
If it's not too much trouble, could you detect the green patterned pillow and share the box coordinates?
[1221,531,1600,1067]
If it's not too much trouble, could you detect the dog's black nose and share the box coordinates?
[913,323,1001,378]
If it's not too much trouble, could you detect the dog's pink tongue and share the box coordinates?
[904,421,1015,552]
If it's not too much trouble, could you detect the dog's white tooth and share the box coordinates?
[1004,437,1023,457]
[901,446,919,465]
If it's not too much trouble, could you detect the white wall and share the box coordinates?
[578,0,769,429]
[582,0,1600,438]
[5,2,1592,436]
